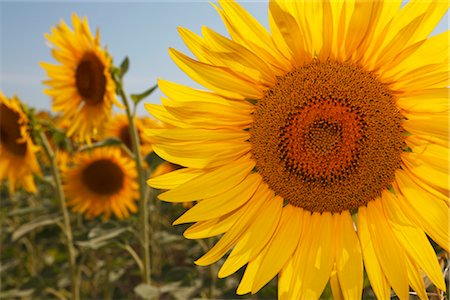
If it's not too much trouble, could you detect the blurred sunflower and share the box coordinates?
[64,147,138,220]
[146,1,449,299]
[103,114,154,157]
[0,92,41,194]
[41,14,118,143]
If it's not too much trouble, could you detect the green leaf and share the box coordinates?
[120,57,130,78]
[12,214,62,241]
[131,84,158,106]
[76,227,130,250]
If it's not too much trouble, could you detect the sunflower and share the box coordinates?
[0,92,41,194]
[64,147,138,220]
[103,114,155,157]
[146,1,449,299]
[41,14,118,143]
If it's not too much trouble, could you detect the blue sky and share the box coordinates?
[0,1,448,116]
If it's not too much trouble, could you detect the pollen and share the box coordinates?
[251,60,405,213]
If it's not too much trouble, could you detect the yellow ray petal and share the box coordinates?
[405,256,428,300]
[330,264,345,300]
[144,103,191,128]
[251,204,303,293]
[403,116,449,142]
[215,0,290,72]
[396,87,449,114]
[381,191,445,290]
[218,185,279,278]
[357,206,391,300]
[173,173,261,224]
[158,156,254,202]
[278,259,295,300]
[158,79,231,104]
[290,212,335,300]
[202,27,278,84]
[364,200,409,300]
[394,170,450,252]
[146,128,249,144]
[184,208,244,239]
[335,211,363,300]
[152,140,251,169]
[195,195,281,266]
[268,1,308,66]
[236,248,266,295]
[169,48,264,99]
[147,168,204,190]
[402,153,449,191]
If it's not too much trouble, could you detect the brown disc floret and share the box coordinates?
[251,60,405,213]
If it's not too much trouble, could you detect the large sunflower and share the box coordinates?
[64,147,138,220]
[103,114,155,157]
[0,92,41,194]
[147,1,449,299]
[41,14,117,143]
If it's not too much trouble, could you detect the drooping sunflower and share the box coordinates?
[41,14,118,143]
[0,92,41,194]
[146,1,449,299]
[103,114,155,157]
[64,147,138,220]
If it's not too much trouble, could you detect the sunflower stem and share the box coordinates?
[118,87,151,286]
[39,132,79,300]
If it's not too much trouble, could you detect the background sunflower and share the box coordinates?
[41,14,118,143]
[63,147,138,220]
[0,92,41,194]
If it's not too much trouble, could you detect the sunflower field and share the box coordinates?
[1,1,449,300]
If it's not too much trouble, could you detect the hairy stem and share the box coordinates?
[39,132,79,300]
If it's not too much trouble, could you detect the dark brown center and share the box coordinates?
[0,104,27,156]
[81,159,125,195]
[76,52,106,105]
[251,60,405,213]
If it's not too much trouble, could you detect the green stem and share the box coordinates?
[39,132,79,300]
[118,88,151,285]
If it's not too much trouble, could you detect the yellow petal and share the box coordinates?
[394,170,450,252]
[152,140,251,169]
[364,200,411,300]
[215,0,290,72]
[268,1,308,66]
[396,87,449,114]
[402,153,449,191]
[335,211,363,300]
[357,205,391,300]
[158,156,254,202]
[290,212,335,300]
[405,256,428,300]
[218,185,279,278]
[382,191,445,290]
[173,173,261,224]
[330,264,345,300]
[195,195,281,266]
[278,259,295,300]
[144,103,190,128]
[403,116,449,141]
[184,209,244,239]
[251,204,303,293]
[147,168,203,190]
[146,128,249,144]
[169,48,263,99]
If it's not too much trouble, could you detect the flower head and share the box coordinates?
[41,14,118,143]
[147,1,449,299]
